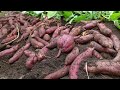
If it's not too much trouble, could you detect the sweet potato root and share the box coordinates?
[30,38,44,49]
[24,50,36,57]
[31,30,39,38]
[110,34,120,51]
[84,60,120,76]
[93,50,103,59]
[75,34,94,44]
[43,34,51,41]
[94,33,113,48]
[38,25,46,38]
[69,47,94,79]
[36,47,49,61]
[60,28,70,35]
[82,20,98,30]
[25,56,38,70]
[46,36,60,49]
[56,34,75,58]
[65,47,79,65]
[0,28,8,39]
[44,65,70,79]
[34,36,49,46]
[1,35,17,44]
[24,50,38,69]
[83,30,100,35]
[0,45,19,58]
[8,43,30,64]
[90,41,116,55]
[46,26,57,34]
[69,26,81,36]
[52,26,66,38]
[97,23,112,36]
[113,50,120,62]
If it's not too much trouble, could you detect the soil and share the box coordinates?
[0,12,120,79]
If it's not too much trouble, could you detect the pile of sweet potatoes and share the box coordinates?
[0,12,120,79]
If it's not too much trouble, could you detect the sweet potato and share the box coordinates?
[82,20,98,30]
[1,35,17,44]
[69,47,94,79]
[7,28,17,38]
[0,28,8,39]
[38,25,46,38]
[43,34,51,41]
[25,56,38,70]
[113,50,120,62]
[56,34,75,57]
[0,45,19,58]
[83,30,100,35]
[8,43,30,64]
[93,50,103,59]
[69,26,81,36]
[44,65,70,79]
[110,34,120,51]
[90,41,116,55]
[30,38,44,49]
[17,26,33,42]
[31,30,39,38]
[34,36,49,46]
[36,47,49,61]
[52,26,66,38]
[46,36,60,49]
[81,20,101,24]
[75,34,94,44]
[65,47,79,65]
[60,28,70,35]
[84,60,120,76]
[24,50,36,57]
[24,50,38,69]
[46,26,57,34]
[107,37,113,49]
[94,33,113,48]
[97,23,112,36]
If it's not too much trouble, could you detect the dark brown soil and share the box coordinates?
[0,12,120,79]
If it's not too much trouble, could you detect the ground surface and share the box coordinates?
[0,21,119,79]
[0,12,120,79]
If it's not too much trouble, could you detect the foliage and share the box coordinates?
[23,11,120,29]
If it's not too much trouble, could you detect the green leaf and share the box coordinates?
[63,11,73,19]
[114,20,120,29]
[46,11,57,19]
[73,14,88,22]
[109,13,120,21]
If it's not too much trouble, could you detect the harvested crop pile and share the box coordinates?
[0,12,120,79]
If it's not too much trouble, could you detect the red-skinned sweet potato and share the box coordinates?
[69,26,81,36]
[97,23,112,36]
[69,47,94,79]
[44,65,70,79]
[43,34,51,41]
[46,36,60,49]
[1,35,17,44]
[84,60,120,76]
[8,43,30,64]
[56,34,75,58]
[25,56,38,70]
[93,50,103,59]
[113,50,120,62]
[75,34,94,44]
[82,20,98,30]
[94,33,113,48]
[90,41,117,55]
[110,34,120,51]
[34,36,49,46]
[36,47,49,61]
[65,47,79,65]
[30,38,44,49]
[52,26,66,38]
[0,45,19,58]
[60,28,70,35]
[46,26,57,34]
[38,25,46,38]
